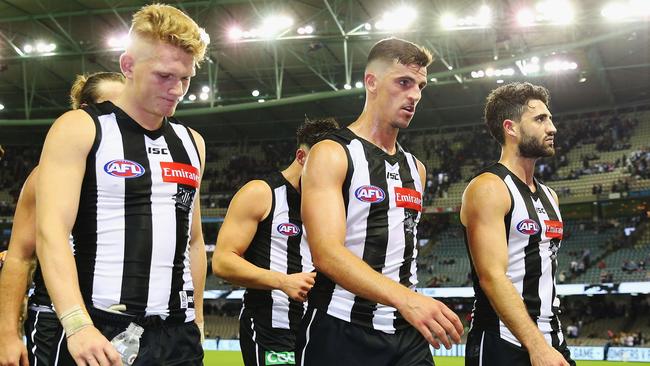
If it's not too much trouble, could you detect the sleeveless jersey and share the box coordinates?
[308,128,424,333]
[65,101,201,321]
[464,163,564,347]
[241,172,314,331]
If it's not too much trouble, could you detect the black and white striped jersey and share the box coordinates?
[241,172,313,331]
[308,128,423,333]
[465,163,564,347]
[71,101,201,321]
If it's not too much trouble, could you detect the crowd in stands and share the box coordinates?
[201,141,294,209]
[0,111,647,214]
[629,146,650,180]
[560,216,648,283]
[563,295,649,344]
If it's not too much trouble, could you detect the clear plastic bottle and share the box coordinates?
[110,322,144,366]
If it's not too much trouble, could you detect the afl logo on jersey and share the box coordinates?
[516,219,540,235]
[277,223,301,237]
[103,159,145,178]
[354,185,385,203]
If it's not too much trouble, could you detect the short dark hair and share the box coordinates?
[296,117,340,148]
[367,38,433,68]
[484,82,550,145]
[69,72,125,109]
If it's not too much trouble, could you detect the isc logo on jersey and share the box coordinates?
[277,223,301,237]
[354,185,385,203]
[103,159,145,178]
[516,219,540,235]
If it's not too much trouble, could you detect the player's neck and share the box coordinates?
[113,94,164,131]
[349,110,399,155]
[499,148,538,188]
[281,160,303,193]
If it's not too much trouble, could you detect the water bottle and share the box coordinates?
[110,322,144,365]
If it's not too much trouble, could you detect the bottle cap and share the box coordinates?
[127,322,145,337]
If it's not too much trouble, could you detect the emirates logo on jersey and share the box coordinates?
[160,162,199,188]
[103,159,145,178]
[277,223,301,237]
[545,220,563,239]
[516,219,540,235]
[395,187,422,212]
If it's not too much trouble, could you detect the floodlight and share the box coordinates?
[536,0,574,24]
[441,14,457,29]
[476,5,492,26]
[202,86,210,93]
[602,3,630,20]
[0,103,4,110]
[188,94,197,101]
[199,92,209,101]
[544,60,577,72]
[344,83,352,90]
[260,15,294,37]
[35,42,48,53]
[252,89,260,97]
[376,6,417,30]
[516,9,536,26]
[228,27,244,41]
[630,0,650,15]
[355,81,364,88]
[108,34,130,50]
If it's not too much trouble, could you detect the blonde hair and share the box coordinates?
[129,4,209,66]
[69,72,125,109]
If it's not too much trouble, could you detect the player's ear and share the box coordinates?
[296,147,308,166]
[503,119,517,139]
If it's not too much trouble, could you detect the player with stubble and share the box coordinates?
[461,82,575,366]
[297,38,464,366]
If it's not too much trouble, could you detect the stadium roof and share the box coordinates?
[0,0,648,141]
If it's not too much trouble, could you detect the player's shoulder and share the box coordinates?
[463,172,510,208]
[309,139,347,162]
[48,109,95,141]
[236,179,273,201]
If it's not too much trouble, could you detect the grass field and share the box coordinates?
[203,351,642,365]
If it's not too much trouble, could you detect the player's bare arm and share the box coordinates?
[302,140,463,349]
[36,109,121,366]
[461,173,568,366]
[212,180,315,302]
[188,128,208,339]
[0,168,38,366]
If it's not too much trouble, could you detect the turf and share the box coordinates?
[203,351,639,365]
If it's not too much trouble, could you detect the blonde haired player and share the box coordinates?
[36,4,209,366]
